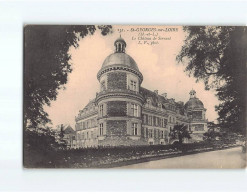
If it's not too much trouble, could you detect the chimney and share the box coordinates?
[154,90,158,95]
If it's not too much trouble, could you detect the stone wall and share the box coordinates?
[107,101,127,117]
[106,120,127,136]
[107,72,127,90]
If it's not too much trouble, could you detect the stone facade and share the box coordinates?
[74,38,208,148]
[107,72,127,90]
[107,101,127,116]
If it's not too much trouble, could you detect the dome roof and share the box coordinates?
[185,97,204,110]
[102,52,140,71]
[97,37,143,82]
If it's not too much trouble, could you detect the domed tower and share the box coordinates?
[185,89,208,139]
[95,37,145,146]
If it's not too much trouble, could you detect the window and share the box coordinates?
[87,132,89,139]
[131,103,139,117]
[134,105,138,116]
[99,104,104,117]
[148,116,152,126]
[161,130,164,138]
[147,98,151,107]
[99,123,104,136]
[132,123,138,135]
[145,127,148,138]
[130,80,137,91]
[150,129,153,138]
[156,117,159,126]
[163,119,167,128]
[162,118,166,127]
[101,80,106,91]
[90,131,93,139]
[145,115,148,124]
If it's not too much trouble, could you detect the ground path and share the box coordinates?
[117,146,246,169]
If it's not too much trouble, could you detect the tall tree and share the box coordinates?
[176,26,247,135]
[169,124,191,145]
[24,25,112,129]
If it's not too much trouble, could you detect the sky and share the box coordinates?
[44,25,219,129]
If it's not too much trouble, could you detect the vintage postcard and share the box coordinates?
[23,25,246,168]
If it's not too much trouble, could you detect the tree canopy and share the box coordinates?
[169,124,191,144]
[24,25,112,129]
[177,26,247,135]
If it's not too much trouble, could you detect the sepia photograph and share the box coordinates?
[23,25,246,169]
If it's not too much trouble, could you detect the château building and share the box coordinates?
[74,38,208,148]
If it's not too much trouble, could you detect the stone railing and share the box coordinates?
[95,88,144,102]
[190,118,208,123]
[96,88,140,96]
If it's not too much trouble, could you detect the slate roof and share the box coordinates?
[102,53,140,71]
[64,125,76,134]
[140,87,186,115]
[140,87,169,107]
[83,98,96,110]
[184,97,204,110]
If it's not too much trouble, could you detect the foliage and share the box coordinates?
[23,128,65,167]
[58,124,66,146]
[177,26,247,134]
[203,130,221,141]
[169,124,191,144]
[24,25,112,129]
[24,140,236,168]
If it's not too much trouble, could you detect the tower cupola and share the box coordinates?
[189,89,196,99]
[114,37,126,53]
